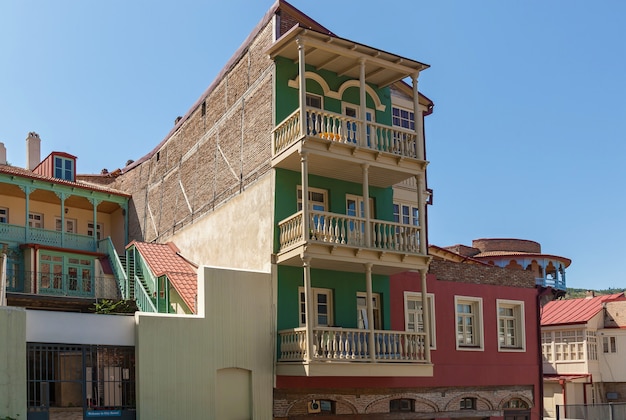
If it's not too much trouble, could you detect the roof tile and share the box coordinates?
[541,293,625,326]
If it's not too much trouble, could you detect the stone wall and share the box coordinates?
[430,259,537,289]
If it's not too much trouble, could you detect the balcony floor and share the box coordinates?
[272,134,427,188]
[276,361,433,377]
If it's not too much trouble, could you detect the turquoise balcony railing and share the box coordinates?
[98,237,129,299]
[5,271,121,299]
[0,223,97,252]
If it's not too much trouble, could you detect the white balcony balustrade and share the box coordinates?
[278,210,421,254]
[279,327,427,363]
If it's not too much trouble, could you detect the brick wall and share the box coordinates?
[113,21,275,244]
[429,259,536,289]
[273,385,534,418]
[472,238,541,254]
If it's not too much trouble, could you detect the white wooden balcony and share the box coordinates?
[271,108,427,188]
[276,210,429,274]
[276,327,433,377]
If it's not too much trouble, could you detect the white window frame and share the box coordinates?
[297,186,328,212]
[497,299,526,352]
[392,106,415,130]
[87,222,103,240]
[356,292,381,330]
[306,93,323,110]
[0,207,7,224]
[455,296,484,351]
[404,291,436,349]
[299,287,333,327]
[55,217,77,234]
[346,194,375,218]
[393,201,419,226]
[54,156,74,181]
[603,336,617,354]
[29,212,44,229]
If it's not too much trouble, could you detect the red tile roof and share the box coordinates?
[541,293,625,326]
[0,164,130,197]
[131,241,198,314]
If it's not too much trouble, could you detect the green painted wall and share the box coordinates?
[0,307,27,419]
[275,56,392,126]
[277,265,390,331]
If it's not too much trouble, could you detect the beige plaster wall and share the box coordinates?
[169,172,274,272]
[0,307,27,419]
[135,266,274,419]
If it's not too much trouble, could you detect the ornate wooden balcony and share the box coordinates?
[276,210,429,274]
[277,327,433,377]
[271,108,427,188]
[0,222,97,252]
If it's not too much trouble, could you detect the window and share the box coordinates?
[587,331,598,360]
[553,330,585,361]
[299,287,333,327]
[346,195,375,219]
[497,300,525,351]
[297,187,328,212]
[393,202,418,226]
[39,252,94,296]
[460,397,476,410]
[603,336,617,354]
[87,222,103,240]
[306,93,322,109]
[390,398,414,412]
[54,156,74,181]
[455,296,483,350]
[55,217,77,233]
[0,207,7,223]
[29,213,43,228]
[392,106,415,130]
[356,292,381,330]
[343,103,374,145]
[404,292,436,348]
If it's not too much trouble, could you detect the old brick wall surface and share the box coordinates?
[429,259,536,288]
[273,385,534,418]
[113,21,275,244]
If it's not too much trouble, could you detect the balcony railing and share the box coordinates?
[278,210,422,254]
[273,108,419,159]
[0,223,96,252]
[5,270,121,299]
[536,276,566,290]
[98,237,129,299]
[278,327,427,363]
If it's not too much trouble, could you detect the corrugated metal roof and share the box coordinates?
[133,242,198,314]
[541,293,625,326]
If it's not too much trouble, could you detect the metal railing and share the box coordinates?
[134,276,157,313]
[556,402,626,420]
[5,270,120,299]
[98,237,129,299]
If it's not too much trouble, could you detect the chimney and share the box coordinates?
[26,132,41,170]
[0,142,6,165]
[585,290,595,299]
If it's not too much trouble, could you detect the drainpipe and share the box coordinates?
[560,378,567,419]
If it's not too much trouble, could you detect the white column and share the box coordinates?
[362,164,371,247]
[412,73,425,160]
[420,269,431,363]
[416,175,427,255]
[300,152,309,240]
[297,37,307,137]
[365,263,376,362]
[303,257,314,361]
[359,58,367,147]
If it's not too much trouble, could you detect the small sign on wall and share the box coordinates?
[86,410,122,417]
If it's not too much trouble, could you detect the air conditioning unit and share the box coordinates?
[307,400,321,414]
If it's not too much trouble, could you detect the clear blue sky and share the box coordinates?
[1,1,625,290]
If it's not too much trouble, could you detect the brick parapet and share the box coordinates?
[429,259,536,289]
